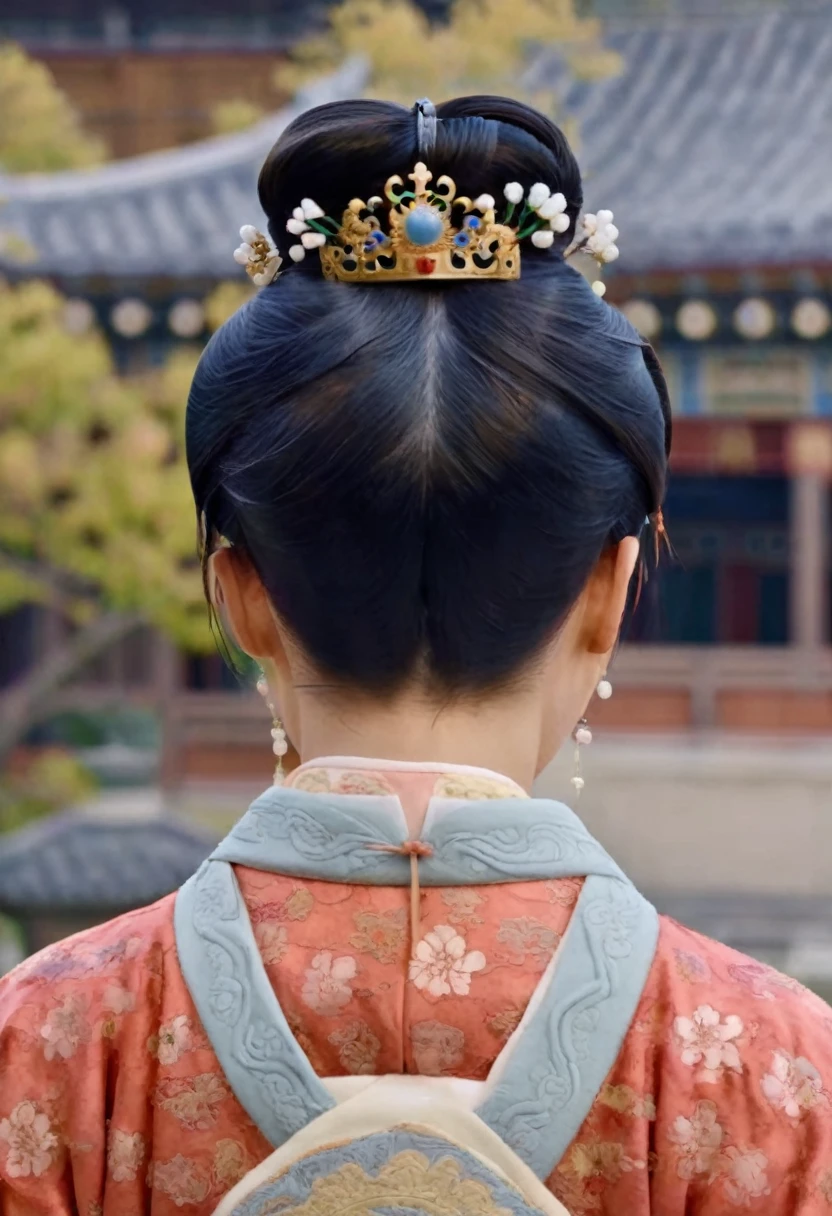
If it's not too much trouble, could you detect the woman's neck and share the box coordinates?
[291,684,546,795]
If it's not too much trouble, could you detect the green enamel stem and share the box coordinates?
[517,217,546,240]
[503,201,517,226]
[308,217,339,236]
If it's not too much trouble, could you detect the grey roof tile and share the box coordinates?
[570,9,832,271]
[0,811,215,910]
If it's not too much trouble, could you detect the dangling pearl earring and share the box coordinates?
[571,717,592,798]
[597,678,613,700]
[256,673,288,786]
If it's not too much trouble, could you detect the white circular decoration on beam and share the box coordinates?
[733,297,775,340]
[62,298,96,336]
[168,298,205,338]
[791,297,831,340]
[621,299,662,339]
[111,298,152,338]
[676,300,717,341]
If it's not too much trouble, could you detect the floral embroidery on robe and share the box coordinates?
[0,759,831,1215]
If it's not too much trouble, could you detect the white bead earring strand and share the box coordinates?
[256,674,288,786]
[571,682,611,801]
[571,717,592,798]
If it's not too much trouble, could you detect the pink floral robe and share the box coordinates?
[2,759,832,1215]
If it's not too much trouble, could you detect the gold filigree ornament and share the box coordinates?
[275,164,620,288]
[233,225,283,286]
[266,1147,520,1214]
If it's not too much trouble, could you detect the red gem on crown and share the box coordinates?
[416,257,436,276]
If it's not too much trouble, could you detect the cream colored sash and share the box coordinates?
[214,1075,569,1216]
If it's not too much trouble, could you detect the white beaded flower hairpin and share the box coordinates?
[232,224,282,287]
[511,182,572,250]
[573,209,620,297]
[286,198,337,264]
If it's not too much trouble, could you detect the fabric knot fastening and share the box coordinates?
[366,840,435,950]
[395,841,434,859]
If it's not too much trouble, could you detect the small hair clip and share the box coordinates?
[198,510,232,557]
[649,507,672,564]
[232,224,282,286]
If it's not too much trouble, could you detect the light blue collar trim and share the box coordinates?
[174,860,333,1144]
[477,872,656,1175]
[210,786,627,886]
[175,787,658,1180]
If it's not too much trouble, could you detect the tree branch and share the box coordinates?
[0,549,100,609]
[0,609,144,767]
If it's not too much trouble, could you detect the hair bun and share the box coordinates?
[258,96,582,261]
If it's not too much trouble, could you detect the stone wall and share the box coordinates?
[536,735,832,898]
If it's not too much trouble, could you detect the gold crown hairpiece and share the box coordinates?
[234,163,619,292]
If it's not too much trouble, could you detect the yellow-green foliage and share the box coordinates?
[0,43,105,172]
[0,748,97,833]
[211,98,266,136]
[275,0,620,113]
[0,278,209,649]
[205,281,255,331]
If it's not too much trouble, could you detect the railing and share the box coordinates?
[163,644,832,747]
[615,644,832,689]
[30,642,832,719]
[20,642,832,794]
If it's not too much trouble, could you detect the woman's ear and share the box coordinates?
[580,537,640,656]
[210,548,282,661]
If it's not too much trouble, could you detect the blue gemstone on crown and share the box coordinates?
[404,204,445,247]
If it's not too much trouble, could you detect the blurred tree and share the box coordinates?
[211,98,267,136]
[204,281,255,330]
[275,0,620,112]
[0,44,105,172]
[0,749,96,834]
[0,279,213,766]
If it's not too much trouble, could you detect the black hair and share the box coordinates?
[187,96,671,696]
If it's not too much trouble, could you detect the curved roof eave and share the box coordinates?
[0,57,369,280]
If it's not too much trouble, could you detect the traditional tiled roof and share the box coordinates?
[0,808,214,910]
[1,11,831,278]
[567,6,832,272]
[0,59,368,282]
